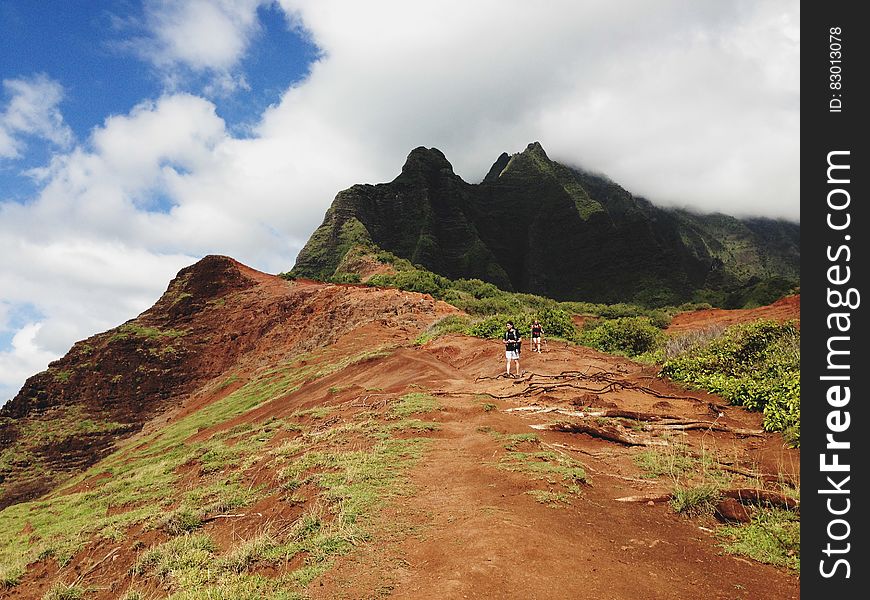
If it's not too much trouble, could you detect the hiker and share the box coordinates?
[531,320,544,353]
[503,321,521,377]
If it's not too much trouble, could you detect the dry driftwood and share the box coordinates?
[646,421,764,436]
[531,420,666,446]
[506,405,680,421]
[615,493,672,503]
[720,488,799,510]
[616,489,798,511]
[718,464,798,487]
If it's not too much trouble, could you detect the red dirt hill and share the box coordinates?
[0,260,800,599]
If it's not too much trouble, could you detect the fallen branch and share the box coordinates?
[531,420,666,446]
[647,421,764,436]
[201,512,263,523]
[505,406,680,421]
[616,489,798,511]
[721,488,799,510]
[718,464,799,487]
[615,493,672,503]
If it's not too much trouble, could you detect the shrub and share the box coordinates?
[414,315,472,345]
[367,269,448,296]
[468,314,521,339]
[660,320,800,441]
[330,272,361,284]
[578,317,664,356]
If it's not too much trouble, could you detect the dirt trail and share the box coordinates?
[307,337,800,600]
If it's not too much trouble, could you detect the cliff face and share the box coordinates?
[292,142,799,305]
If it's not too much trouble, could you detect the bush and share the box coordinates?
[578,317,664,356]
[467,309,578,342]
[660,320,800,441]
[367,269,448,296]
[415,314,472,345]
[468,314,522,339]
[330,272,361,284]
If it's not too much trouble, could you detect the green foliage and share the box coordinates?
[634,444,698,479]
[578,317,665,356]
[661,320,800,440]
[390,393,440,418]
[718,508,800,571]
[329,272,361,284]
[727,277,797,309]
[109,322,187,342]
[414,314,472,345]
[0,562,23,588]
[669,483,721,516]
[367,269,449,296]
[467,308,577,342]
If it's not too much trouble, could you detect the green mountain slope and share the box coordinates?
[292,143,799,306]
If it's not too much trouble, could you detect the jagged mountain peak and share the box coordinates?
[400,146,455,179]
[522,140,549,158]
[292,143,799,305]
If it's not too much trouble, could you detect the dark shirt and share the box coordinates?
[503,328,520,352]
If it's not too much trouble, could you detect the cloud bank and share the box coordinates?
[0,0,799,402]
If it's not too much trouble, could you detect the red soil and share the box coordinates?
[666,295,800,333]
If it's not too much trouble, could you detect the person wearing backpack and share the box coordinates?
[531,320,544,353]
[503,321,522,377]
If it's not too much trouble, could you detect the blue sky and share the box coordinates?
[0,1,315,200]
[0,0,799,403]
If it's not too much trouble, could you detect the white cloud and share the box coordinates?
[0,74,73,159]
[131,0,271,92]
[0,323,59,403]
[269,0,799,219]
[0,0,800,404]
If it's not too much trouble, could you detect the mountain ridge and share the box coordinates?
[292,142,799,306]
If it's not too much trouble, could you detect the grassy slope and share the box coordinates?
[0,347,441,598]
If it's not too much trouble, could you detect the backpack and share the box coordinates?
[504,328,520,352]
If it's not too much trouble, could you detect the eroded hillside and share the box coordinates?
[0,258,799,599]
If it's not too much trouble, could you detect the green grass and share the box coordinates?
[1,354,435,596]
[498,451,586,491]
[382,419,441,433]
[0,374,297,586]
[525,489,572,508]
[43,582,85,600]
[633,443,699,479]
[109,322,188,342]
[717,508,800,571]
[0,562,24,588]
[414,314,473,345]
[128,427,430,599]
[53,370,73,383]
[669,483,721,517]
[389,393,440,418]
[488,429,586,498]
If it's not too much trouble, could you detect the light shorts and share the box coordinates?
[505,350,520,360]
